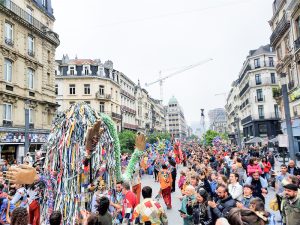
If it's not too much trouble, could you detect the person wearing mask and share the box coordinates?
[158,164,172,209]
[49,211,62,225]
[275,164,290,216]
[236,184,255,209]
[282,183,300,225]
[132,186,168,225]
[287,160,300,178]
[186,188,213,225]
[208,185,236,221]
[180,185,196,225]
[121,181,137,224]
[245,171,268,203]
[228,173,243,202]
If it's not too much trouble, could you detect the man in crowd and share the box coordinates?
[133,186,168,225]
[276,164,290,215]
[208,184,236,221]
[245,171,268,203]
[287,160,300,177]
[282,183,300,225]
[158,164,172,209]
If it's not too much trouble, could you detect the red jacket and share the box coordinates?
[263,162,271,173]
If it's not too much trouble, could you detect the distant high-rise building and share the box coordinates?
[166,96,187,139]
[208,108,227,133]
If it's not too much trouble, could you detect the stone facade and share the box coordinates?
[0,0,59,162]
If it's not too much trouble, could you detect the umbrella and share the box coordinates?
[245,137,264,144]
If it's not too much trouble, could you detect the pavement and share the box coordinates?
[141,163,284,225]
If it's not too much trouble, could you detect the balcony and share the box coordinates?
[252,113,281,120]
[270,14,290,47]
[121,106,136,115]
[4,37,13,46]
[2,120,13,127]
[28,50,35,57]
[255,96,265,103]
[121,90,135,100]
[239,82,249,97]
[294,36,300,53]
[95,92,111,100]
[0,0,60,46]
[111,112,122,120]
[241,115,252,125]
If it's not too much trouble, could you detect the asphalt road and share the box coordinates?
[140,165,283,225]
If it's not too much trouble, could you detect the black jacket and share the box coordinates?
[212,195,236,219]
[288,166,300,176]
[187,203,213,225]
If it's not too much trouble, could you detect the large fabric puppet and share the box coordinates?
[173,140,183,164]
[5,103,145,225]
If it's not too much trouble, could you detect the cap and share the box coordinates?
[284,183,298,191]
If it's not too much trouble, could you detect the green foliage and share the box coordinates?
[147,131,171,144]
[118,130,136,153]
[219,132,229,141]
[203,130,219,146]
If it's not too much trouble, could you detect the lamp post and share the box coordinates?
[280,73,296,161]
[120,107,125,132]
[24,100,30,158]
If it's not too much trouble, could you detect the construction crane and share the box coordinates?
[145,58,213,101]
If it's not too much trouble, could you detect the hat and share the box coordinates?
[284,183,298,191]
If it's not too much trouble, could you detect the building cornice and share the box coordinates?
[55,75,121,87]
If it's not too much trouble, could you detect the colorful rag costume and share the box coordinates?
[158,169,173,208]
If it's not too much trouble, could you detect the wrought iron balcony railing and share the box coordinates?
[294,36,300,53]
[270,14,290,47]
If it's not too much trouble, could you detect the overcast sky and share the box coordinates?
[52,0,274,125]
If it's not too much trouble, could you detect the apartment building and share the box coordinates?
[0,0,60,161]
[166,96,187,139]
[208,108,227,133]
[269,0,300,148]
[120,73,137,131]
[55,56,122,131]
[150,97,166,132]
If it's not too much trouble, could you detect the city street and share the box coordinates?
[141,164,282,224]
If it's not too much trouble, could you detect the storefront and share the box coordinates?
[0,131,48,163]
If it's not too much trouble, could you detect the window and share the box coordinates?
[70,67,75,75]
[4,22,13,46]
[28,108,34,124]
[258,105,264,119]
[47,73,51,85]
[55,85,58,95]
[269,57,274,67]
[3,104,12,121]
[69,84,75,95]
[84,66,89,75]
[99,85,104,95]
[42,0,47,8]
[28,36,34,56]
[255,74,261,85]
[271,73,276,84]
[277,46,282,60]
[100,102,105,113]
[27,68,34,89]
[99,67,104,76]
[26,7,33,24]
[4,59,12,82]
[274,104,279,118]
[258,124,267,135]
[254,58,260,68]
[256,89,263,102]
[84,84,90,94]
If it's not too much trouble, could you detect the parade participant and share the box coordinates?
[208,184,236,221]
[168,157,177,193]
[27,183,41,225]
[236,184,254,209]
[132,163,142,204]
[10,207,28,225]
[133,186,168,225]
[228,173,243,202]
[179,185,196,225]
[49,211,62,225]
[245,171,268,203]
[158,164,172,209]
[121,181,137,223]
[10,184,28,208]
[23,153,33,166]
[153,158,161,182]
[186,188,213,225]
[282,183,300,225]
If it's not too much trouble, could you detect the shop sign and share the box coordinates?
[0,132,48,143]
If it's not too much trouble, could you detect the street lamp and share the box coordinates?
[280,73,296,161]
[120,107,125,132]
[24,100,30,158]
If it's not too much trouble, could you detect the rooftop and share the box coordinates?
[168,96,178,105]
